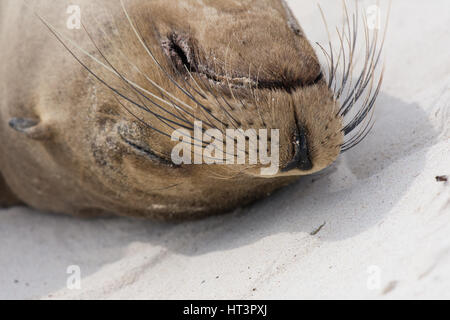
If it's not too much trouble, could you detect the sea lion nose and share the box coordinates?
[281,126,313,172]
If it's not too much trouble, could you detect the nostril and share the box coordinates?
[281,126,313,172]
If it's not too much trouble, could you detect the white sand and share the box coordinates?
[1,0,449,299]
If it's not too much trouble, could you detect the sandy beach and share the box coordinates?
[1,0,449,299]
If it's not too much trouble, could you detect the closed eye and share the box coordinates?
[312,72,324,85]
[122,138,176,167]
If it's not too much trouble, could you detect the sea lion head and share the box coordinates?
[10,0,382,218]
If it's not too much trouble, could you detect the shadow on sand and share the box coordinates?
[0,92,437,298]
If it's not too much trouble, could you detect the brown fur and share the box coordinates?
[0,0,343,220]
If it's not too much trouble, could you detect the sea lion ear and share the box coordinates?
[8,118,52,140]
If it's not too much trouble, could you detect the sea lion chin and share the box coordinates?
[0,0,384,220]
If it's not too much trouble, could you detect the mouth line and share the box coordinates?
[194,67,324,92]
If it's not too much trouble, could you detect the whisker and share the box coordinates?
[343,69,384,135]
[120,0,228,129]
[335,0,358,99]
[82,23,198,130]
[317,1,389,152]
[316,42,333,80]
[318,4,336,89]
[115,96,227,162]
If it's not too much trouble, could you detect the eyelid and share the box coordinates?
[313,72,324,84]
[122,138,175,167]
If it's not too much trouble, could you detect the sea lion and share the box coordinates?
[0,0,385,219]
